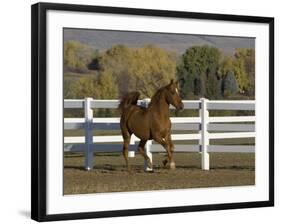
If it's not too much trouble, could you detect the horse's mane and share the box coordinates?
[149,86,167,107]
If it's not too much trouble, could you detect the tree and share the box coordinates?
[130,45,177,97]
[64,40,97,72]
[221,71,238,97]
[67,71,118,100]
[177,45,221,99]
[64,79,75,99]
[63,72,119,117]
[206,73,221,99]
[70,75,99,99]
[98,71,119,99]
[218,55,234,78]
[193,77,205,97]
[99,45,136,95]
[234,48,255,95]
[218,49,255,97]
[99,44,177,98]
[177,62,195,98]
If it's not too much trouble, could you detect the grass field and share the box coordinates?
[64,152,255,195]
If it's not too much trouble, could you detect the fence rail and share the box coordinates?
[64,98,255,171]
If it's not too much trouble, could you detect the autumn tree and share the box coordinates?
[218,55,234,78]
[234,48,255,95]
[66,73,118,99]
[98,71,119,99]
[219,49,255,96]
[64,40,98,72]
[99,44,177,98]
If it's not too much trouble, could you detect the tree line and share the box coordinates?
[177,46,254,100]
[64,40,254,103]
[64,40,255,117]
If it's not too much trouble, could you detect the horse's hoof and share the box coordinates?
[162,159,168,167]
[147,163,153,170]
[169,162,176,169]
[145,168,154,172]
[146,159,153,168]
[126,166,132,173]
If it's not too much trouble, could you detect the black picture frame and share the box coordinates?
[31,2,274,222]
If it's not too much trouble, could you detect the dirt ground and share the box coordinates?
[63,152,255,195]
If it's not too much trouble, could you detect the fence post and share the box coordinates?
[84,97,93,170]
[143,98,153,171]
[200,98,210,170]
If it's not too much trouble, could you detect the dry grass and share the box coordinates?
[64,152,255,195]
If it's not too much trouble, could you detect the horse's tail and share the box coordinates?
[118,91,140,113]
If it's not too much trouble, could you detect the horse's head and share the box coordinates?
[165,79,184,110]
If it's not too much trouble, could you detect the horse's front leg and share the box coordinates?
[162,132,175,169]
[167,133,175,169]
[153,133,175,169]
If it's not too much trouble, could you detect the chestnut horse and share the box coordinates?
[118,79,184,170]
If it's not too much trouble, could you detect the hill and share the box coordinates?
[64,28,255,54]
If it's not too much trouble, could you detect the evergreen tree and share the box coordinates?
[221,71,238,97]
[177,45,220,99]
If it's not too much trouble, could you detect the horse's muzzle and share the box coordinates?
[177,103,184,111]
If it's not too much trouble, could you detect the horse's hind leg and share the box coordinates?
[122,131,131,171]
[137,139,152,169]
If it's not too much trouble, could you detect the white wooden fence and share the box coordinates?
[64,98,255,171]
